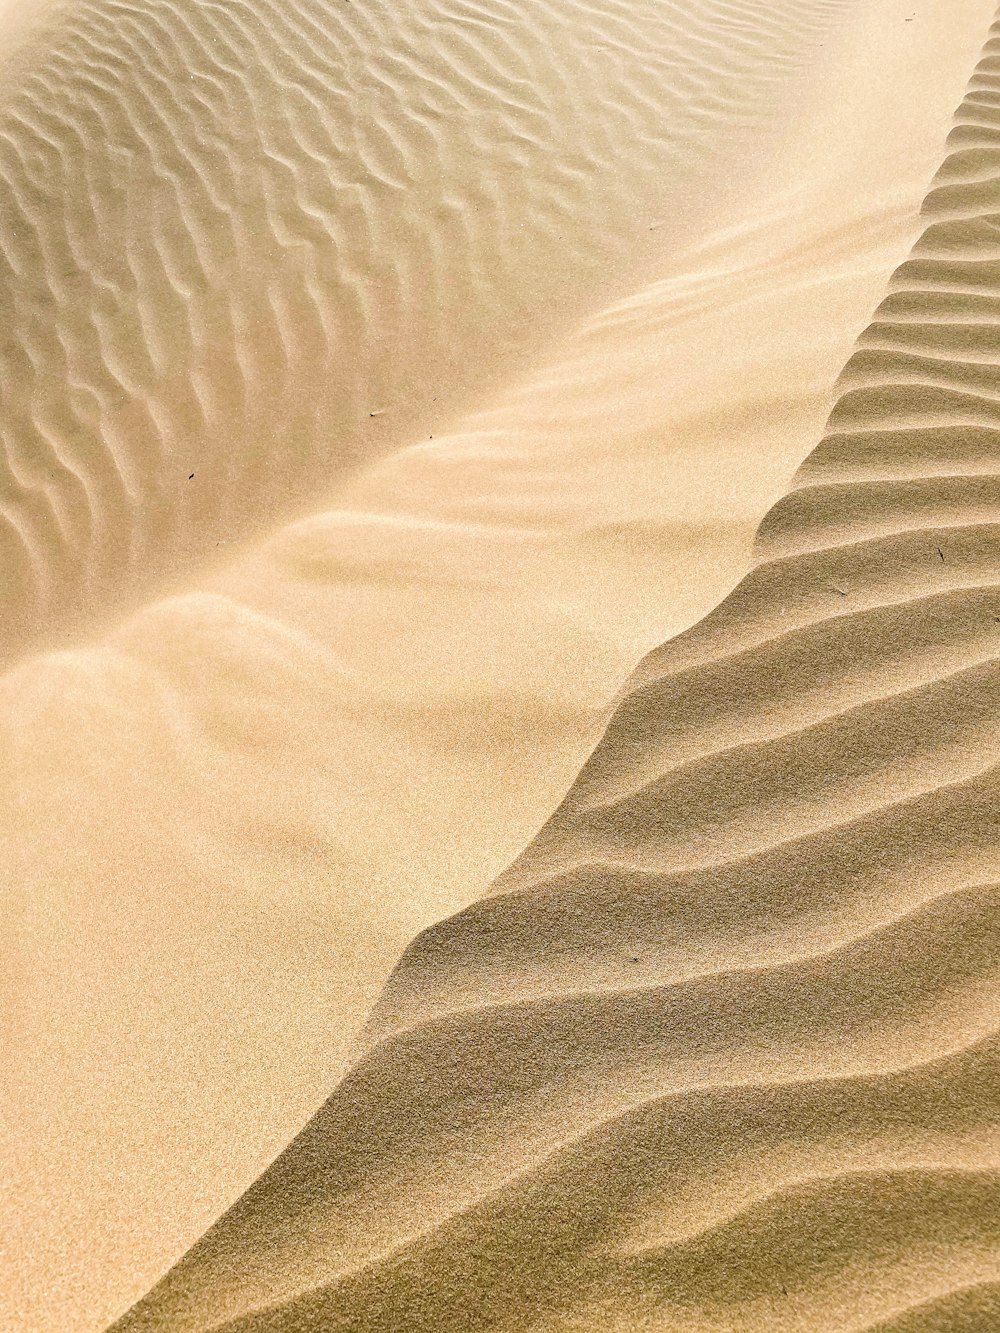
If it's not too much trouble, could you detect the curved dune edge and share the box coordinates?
[109,12,1000,1333]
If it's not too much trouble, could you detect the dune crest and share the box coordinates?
[110,12,1000,1332]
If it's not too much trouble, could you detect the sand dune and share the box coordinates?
[107,14,1000,1331]
[9,1,992,1329]
[0,0,996,1330]
[0,0,857,669]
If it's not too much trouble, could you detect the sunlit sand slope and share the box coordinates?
[111,17,1000,1333]
[0,0,849,667]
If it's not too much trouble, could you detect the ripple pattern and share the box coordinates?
[107,7,1000,1333]
[0,0,848,667]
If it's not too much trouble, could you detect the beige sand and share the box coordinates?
[0,0,869,668]
[2,0,997,1329]
[108,13,1000,1330]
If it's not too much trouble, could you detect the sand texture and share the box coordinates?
[4,0,999,1329]
[107,14,1000,1333]
[6,0,911,1323]
[0,0,858,668]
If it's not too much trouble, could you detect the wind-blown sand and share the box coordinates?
[4,0,999,1329]
[98,5,1000,1332]
[0,0,869,667]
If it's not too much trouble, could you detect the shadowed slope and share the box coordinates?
[110,12,1000,1333]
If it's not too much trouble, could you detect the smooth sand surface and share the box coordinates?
[108,12,1000,1330]
[2,0,997,1329]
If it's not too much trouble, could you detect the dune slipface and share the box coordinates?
[108,15,1000,1333]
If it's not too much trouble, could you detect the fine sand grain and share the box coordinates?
[105,8,1000,1333]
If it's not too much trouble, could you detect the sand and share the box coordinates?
[3,0,999,1329]
[104,12,1000,1330]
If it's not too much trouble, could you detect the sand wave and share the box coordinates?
[108,11,1000,1332]
[0,0,855,669]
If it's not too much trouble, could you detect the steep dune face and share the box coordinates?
[0,0,852,668]
[110,17,1000,1333]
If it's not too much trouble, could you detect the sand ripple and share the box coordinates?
[0,0,849,668]
[108,13,1000,1331]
